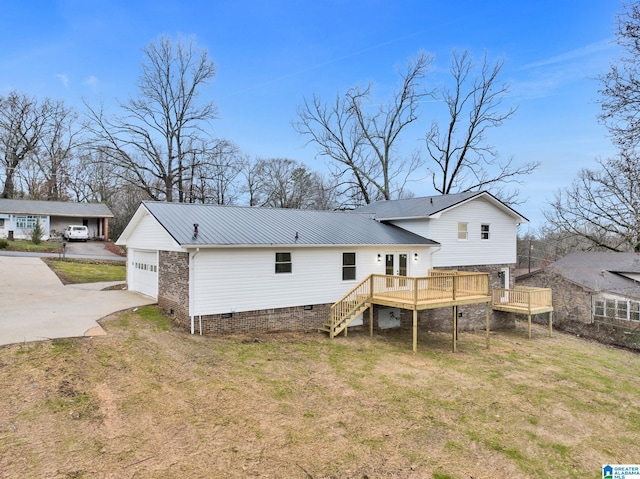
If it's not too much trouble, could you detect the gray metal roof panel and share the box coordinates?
[550,252,640,298]
[142,202,439,247]
[354,191,527,222]
[354,191,480,218]
[0,199,113,217]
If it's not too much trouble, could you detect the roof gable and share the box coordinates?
[354,191,528,222]
[131,202,439,247]
[0,199,113,217]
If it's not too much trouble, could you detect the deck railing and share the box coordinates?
[492,286,552,311]
[370,271,489,304]
[328,271,490,333]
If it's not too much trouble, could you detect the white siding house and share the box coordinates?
[0,199,113,240]
[117,202,438,334]
[116,191,527,334]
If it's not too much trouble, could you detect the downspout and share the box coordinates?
[189,248,200,335]
[429,244,443,271]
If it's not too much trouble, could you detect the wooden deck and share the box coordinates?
[492,286,554,338]
[326,271,492,352]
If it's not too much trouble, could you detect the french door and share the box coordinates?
[385,253,408,287]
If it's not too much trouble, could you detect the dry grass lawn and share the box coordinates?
[1,307,639,479]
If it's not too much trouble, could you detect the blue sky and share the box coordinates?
[0,0,625,230]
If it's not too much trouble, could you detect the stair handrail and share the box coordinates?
[329,275,373,334]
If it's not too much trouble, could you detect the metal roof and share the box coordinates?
[142,202,439,247]
[0,199,113,217]
[354,191,528,222]
[549,252,640,298]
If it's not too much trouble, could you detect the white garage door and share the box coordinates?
[130,249,158,299]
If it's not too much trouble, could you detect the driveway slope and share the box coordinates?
[0,256,154,346]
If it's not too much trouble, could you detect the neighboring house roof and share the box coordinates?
[548,252,640,298]
[133,201,440,247]
[0,199,113,218]
[354,191,528,222]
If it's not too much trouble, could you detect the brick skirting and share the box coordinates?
[193,304,331,334]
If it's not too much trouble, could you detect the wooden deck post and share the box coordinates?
[452,305,457,353]
[412,309,418,353]
[528,313,532,339]
[548,311,553,337]
[486,302,490,349]
[369,305,374,337]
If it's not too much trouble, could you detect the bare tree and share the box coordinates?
[85,35,218,202]
[425,51,537,204]
[295,52,431,206]
[36,100,79,201]
[188,140,245,204]
[246,158,334,209]
[544,151,640,252]
[0,92,53,198]
[599,1,640,148]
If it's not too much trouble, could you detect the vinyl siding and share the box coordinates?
[190,245,433,316]
[390,197,518,267]
[124,213,182,252]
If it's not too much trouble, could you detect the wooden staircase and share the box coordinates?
[321,276,372,338]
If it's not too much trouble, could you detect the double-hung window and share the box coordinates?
[342,252,356,281]
[481,224,490,240]
[275,252,292,274]
[457,222,468,240]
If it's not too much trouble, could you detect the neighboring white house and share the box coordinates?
[116,191,527,334]
[0,199,113,241]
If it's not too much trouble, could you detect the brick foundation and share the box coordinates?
[195,304,331,334]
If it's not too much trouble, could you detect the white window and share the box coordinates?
[481,224,490,240]
[594,298,640,322]
[457,222,468,240]
[16,215,39,229]
[275,252,292,274]
[342,252,356,281]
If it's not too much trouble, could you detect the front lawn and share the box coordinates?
[1,239,62,253]
[42,257,126,284]
[1,309,638,478]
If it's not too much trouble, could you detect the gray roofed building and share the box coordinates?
[546,252,640,298]
[142,201,439,247]
[0,198,112,241]
[0,199,113,217]
[355,191,528,222]
[517,251,640,324]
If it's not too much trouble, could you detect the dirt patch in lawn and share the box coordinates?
[1,308,639,478]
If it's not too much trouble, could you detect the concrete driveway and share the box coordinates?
[0,256,154,347]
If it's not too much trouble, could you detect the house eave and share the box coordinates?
[181,242,441,249]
